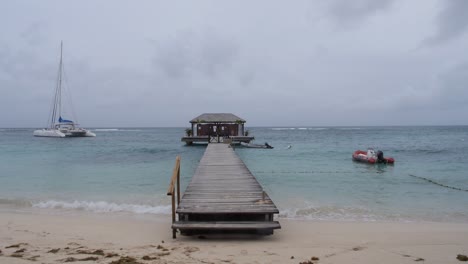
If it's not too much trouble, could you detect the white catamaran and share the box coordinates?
[34,42,96,138]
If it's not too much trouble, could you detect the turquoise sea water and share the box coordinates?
[1,127,468,222]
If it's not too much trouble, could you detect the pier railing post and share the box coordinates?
[171,191,176,238]
[167,156,181,239]
[177,164,180,205]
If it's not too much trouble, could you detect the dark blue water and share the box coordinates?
[1,127,467,222]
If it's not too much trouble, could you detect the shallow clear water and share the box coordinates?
[1,127,467,222]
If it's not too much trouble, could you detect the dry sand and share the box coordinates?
[1,210,468,264]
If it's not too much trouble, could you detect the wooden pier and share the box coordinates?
[167,144,280,237]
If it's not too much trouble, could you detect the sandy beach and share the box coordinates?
[1,211,467,264]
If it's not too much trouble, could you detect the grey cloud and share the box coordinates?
[424,0,468,46]
[151,31,195,79]
[0,50,54,127]
[1,1,468,127]
[20,21,47,46]
[152,30,238,79]
[436,62,468,106]
[199,33,238,77]
[327,0,395,26]
[376,61,468,124]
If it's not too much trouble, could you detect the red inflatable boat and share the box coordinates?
[352,149,395,164]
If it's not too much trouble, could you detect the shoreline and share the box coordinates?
[4,196,468,224]
[1,210,468,263]
[3,202,468,224]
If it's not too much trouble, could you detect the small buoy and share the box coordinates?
[286,145,292,149]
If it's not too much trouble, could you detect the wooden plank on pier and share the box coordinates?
[177,144,279,215]
[173,221,281,230]
[174,144,280,235]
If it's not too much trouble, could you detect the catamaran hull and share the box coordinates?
[33,129,95,138]
[64,130,96,137]
[85,131,96,137]
[33,129,66,138]
[63,130,87,137]
[62,129,96,137]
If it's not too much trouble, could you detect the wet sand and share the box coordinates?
[1,211,468,264]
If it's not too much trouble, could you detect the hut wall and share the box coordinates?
[196,124,239,137]
[222,124,239,136]
[197,124,211,136]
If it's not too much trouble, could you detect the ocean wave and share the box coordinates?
[271,127,330,131]
[129,147,172,154]
[94,129,142,132]
[138,147,164,154]
[278,205,399,222]
[32,200,171,214]
[95,128,119,131]
[392,148,446,154]
[308,128,328,130]
[0,128,31,132]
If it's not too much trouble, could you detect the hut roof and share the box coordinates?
[190,113,246,123]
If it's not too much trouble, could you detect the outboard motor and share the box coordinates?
[376,150,386,163]
[264,142,273,149]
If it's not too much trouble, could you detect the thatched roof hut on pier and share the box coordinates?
[181,113,254,145]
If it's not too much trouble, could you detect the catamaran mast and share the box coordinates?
[50,41,63,128]
[58,41,63,124]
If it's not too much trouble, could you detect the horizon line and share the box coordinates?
[2,125,468,129]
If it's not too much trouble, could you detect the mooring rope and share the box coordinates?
[408,174,468,192]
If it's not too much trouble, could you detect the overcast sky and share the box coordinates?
[1,0,468,127]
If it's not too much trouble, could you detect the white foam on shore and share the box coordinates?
[30,200,381,221]
[32,200,171,215]
[278,205,400,222]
